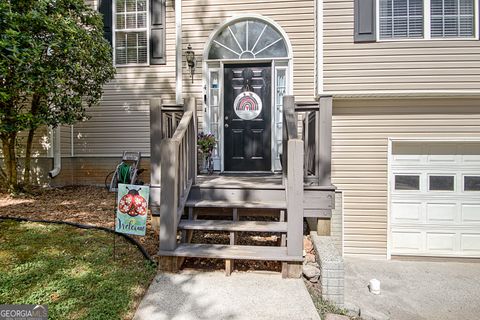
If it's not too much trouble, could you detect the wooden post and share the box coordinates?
[226,208,238,276]
[286,139,304,277]
[150,98,162,233]
[282,95,296,184]
[318,95,332,187]
[317,218,331,236]
[159,140,179,251]
[185,97,196,185]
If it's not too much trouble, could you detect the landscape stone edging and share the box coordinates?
[310,231,345,307]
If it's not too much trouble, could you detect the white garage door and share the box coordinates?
[390,141,480,257]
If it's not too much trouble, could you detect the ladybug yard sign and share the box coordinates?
[115,184,149,236]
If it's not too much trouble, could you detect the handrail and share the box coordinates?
[159,97,197,252]
[171,111,193,142]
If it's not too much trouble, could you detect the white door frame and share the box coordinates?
[202,15,293,172]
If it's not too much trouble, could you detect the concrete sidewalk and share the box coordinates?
[345,257,480,320]
[134,271,320,320]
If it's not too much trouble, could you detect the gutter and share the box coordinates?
[48,127,61,178]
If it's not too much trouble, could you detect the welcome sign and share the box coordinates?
[115,184,149,236]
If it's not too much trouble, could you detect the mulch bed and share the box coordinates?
[0,186,158,256]
[0,186,282,272]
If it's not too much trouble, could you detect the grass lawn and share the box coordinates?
[0,219,157,320]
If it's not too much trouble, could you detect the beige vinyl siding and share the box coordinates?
[70,0,315,156]
[182,0,316,101]
[60,126,72,157]
[1,127,51,158]
[72,0,177,156]
[331,98,480,257]
[323,0,480,93]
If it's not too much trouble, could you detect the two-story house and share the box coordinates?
[23,0,480,261]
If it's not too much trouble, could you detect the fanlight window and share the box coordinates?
[208,19,288,60]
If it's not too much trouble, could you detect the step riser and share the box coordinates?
[188,187,286,203]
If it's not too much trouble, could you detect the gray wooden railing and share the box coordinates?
[150,99,185,223]
[156,97,197,252]
[282,96,304,258]
[294,95,333,187]
[160,104,184,139]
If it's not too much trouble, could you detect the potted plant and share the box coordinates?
[197,132,216,174]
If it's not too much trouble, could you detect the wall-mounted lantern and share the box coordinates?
[185,44,196,83]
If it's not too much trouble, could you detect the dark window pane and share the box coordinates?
[464,176,480,191]
[395,175,420,190]
[429,176,454,191]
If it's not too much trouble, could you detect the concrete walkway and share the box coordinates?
[345,257,480,320]
[134,271,320,320]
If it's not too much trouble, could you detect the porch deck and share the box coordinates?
[150,96,335,277]
[196,173,284,189]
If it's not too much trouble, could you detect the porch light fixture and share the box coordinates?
[185,44,196,83]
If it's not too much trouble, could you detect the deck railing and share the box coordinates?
[294,96,333,187]
[153,97,197,252]
[160,104,184,139]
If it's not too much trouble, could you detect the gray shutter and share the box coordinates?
[150,0,166,64]
[354,0,376,42]
[98,0,113,46]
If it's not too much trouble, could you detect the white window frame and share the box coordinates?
[113,0,150,67]
[376,0,480,41]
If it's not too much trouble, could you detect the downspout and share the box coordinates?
[48,127,61,178]
[175,0,183,104]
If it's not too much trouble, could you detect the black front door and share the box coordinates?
[224,64,271,171]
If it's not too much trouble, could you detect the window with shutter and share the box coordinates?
[431,0,475,37]
[379,0,424,39]
[373,0,478,40]
[113,0,149,65]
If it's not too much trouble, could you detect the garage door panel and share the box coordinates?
[426,233,456,252]
[391,202,422,223]
[461,204,480,223]
[461,155,480,164]
[426,203,457,223]
[392,232,422,252]
[461,234,480,252]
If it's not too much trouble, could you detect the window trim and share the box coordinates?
[113,0,150,67]
[376,0,480,41]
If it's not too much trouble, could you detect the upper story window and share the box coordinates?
[377,0,477,40]
[431,0,475,37]
[113,0,149,65]
[380,0,424,39]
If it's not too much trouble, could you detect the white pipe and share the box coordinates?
[49,127,61,178]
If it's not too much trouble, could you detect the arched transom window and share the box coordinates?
[208,19,289,60]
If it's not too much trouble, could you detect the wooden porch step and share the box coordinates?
[158,243,303,262]
[185,199,287,209]
[178,219,287,232]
